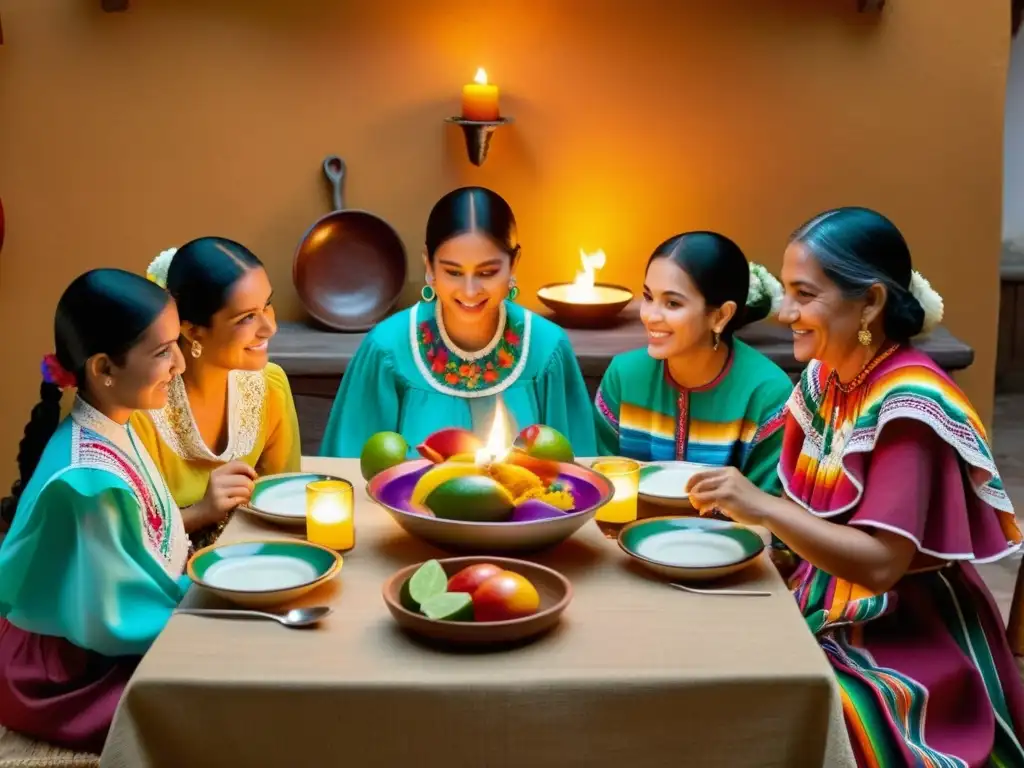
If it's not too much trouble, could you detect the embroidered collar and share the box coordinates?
[71,397,134,454]
[829,342,900,394]
[148,370,267,462]
[410,301,531,398]
[662,344,735,393]
[70,397,188,575]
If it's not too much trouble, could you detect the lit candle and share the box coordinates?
[591,458,640,539]
[305,479,354,551]
[461,67,500,122]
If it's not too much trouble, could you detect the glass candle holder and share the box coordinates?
[305,479,354,552]
[591,458,641,539]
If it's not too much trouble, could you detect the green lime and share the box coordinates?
[423,475,515,522]
[399,559,448,612]
[360,431,409,481]
[420,591,474,622]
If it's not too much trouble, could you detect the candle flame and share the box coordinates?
[566,249,607,303]
[474,67,488,85]
[475,398,510,465]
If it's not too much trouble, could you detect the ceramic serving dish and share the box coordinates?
[187,539,342,608]
[240,471,347,528]
[366,459,614,554]
[637,461,712,510]
[535,282,634,327]
[617,516,764,582]
[382,556,572,647]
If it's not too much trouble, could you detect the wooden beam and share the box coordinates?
[101,0,129,11]
[857,0,885,10]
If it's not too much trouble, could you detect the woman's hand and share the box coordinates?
[184,461,257,532]
[685,467,770,526]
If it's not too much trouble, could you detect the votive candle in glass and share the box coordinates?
[592,458,641,539]
[305,479,354,551]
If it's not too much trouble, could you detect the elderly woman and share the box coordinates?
[687,207,1024,766]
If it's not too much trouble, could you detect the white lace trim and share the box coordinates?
[410,302,532,399]
[70,398,188,577]
[147,370,266,462]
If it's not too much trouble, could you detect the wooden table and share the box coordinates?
[270,304,975,454]
[100,457,855,768]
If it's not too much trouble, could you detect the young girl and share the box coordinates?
[0,269,189,752]
[133,237,302,549]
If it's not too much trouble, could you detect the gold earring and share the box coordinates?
[857,320,872,346]
[713,331,721,351]
[191,340,202,359]
[104,377,113,387]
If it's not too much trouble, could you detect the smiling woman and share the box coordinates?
[131,237,302,549]
[594,231,792,495]
[0,269,190,752]
[319,187,597,459]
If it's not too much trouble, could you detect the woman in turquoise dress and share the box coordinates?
[595,231,793,494]
[0,269,190,753]
[320,187,597,457]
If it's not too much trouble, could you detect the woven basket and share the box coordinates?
[0,726,99,768]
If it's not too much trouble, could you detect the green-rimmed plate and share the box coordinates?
[187,539,343,608]
[618,516,764,582]
[241,472,345,528]
[638,461,712,509]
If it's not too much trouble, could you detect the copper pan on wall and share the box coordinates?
[292,156,407,332]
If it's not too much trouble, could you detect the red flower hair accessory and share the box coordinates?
[41,354,77,391]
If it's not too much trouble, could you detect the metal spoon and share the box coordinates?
[670,583,771,597]
[175,606,332,627]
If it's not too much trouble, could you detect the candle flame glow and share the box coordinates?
[475,398,510,466]
[474,67,489,85]
[565,249,607,303]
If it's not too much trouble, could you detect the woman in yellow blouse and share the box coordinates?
[132,237,301,549]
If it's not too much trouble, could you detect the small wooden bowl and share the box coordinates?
[536,282,634,327]
[381,556,572,648]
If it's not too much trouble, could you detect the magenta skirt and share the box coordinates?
[0,618,139,754]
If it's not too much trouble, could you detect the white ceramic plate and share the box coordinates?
[618,517,765,582]
[241,472,344,527]
[187,540,343,608]
[638,461,711,509]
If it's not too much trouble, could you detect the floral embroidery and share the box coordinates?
[417,313,525,392]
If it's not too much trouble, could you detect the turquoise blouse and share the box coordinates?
[319,300,597,458]
[0,398,190,657]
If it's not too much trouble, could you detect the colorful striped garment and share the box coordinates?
[594,339,792,494]
[781,344,1024,767]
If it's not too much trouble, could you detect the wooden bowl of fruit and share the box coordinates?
[382,557,572,647]
[365,426,614,554]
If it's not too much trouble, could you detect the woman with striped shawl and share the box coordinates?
[687,207,1024,767]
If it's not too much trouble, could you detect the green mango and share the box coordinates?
[424,475,515,522]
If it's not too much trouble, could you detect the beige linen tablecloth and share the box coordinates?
[101,458,855,768]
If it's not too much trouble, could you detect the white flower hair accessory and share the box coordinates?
[747,262,783,315]
[146,247,178,289]
[909,270,943,336]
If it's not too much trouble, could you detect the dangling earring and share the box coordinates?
[420,283,436,302]
[713,331,721,351]
[104,377,113,387]
[857,319,872,347]
[508,277,519,302]
[191,340,203,359]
